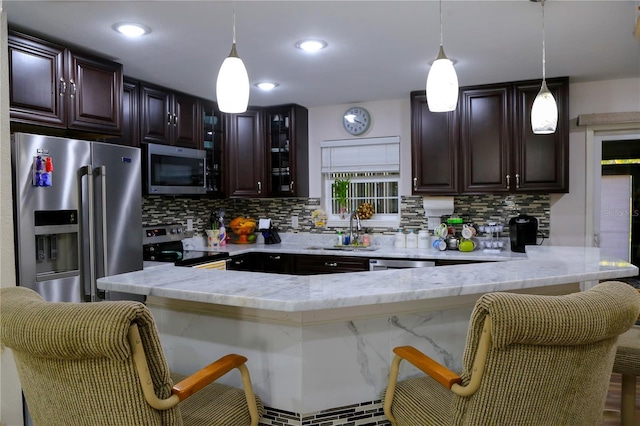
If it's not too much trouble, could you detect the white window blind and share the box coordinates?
[320,136,400,173]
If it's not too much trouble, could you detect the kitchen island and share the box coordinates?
[98,245,638,426]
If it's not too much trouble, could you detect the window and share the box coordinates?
[325,172,400,224]
[321,136,401,226]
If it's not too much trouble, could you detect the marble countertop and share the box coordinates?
[99,245,638,312]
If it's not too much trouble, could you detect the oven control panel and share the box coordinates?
[143,224,185,245]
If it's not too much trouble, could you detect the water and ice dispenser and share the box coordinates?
[34,210,79,281]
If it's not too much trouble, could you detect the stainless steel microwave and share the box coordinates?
[145,143,207,195]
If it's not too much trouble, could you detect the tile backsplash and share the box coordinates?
[142,194,549,236]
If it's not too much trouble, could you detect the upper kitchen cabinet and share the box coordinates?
[224,108,265,198]
[410,91,458,195]
[459,77,569,194]
[8,30,123,136]
[513,77,569,193]
[200,100,224,196]
[140,83,200,149]
[460,83,512,193]
[109,78,139,147]
[264,104,309,197]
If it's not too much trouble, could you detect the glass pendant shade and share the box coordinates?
[216,43,249,113]
[426,46,459,112]
[531,81,557,134]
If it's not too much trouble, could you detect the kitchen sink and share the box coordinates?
[306,246,378,252]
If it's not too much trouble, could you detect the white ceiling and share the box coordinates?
[4,1,640,108]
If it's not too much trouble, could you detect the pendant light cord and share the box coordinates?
[232,2,237,44]
[541,0,546,82]
[439,0,443,46]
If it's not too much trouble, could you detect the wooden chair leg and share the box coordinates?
[620,374,637,426]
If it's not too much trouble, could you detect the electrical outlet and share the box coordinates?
[291,215,299,228]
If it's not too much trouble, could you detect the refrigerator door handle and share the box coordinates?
[80,165,97,302]
[98,165,109,278]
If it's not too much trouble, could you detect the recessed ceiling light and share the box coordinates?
[113,23,150,38]
[255,82,279,91]
[295,39,328,52]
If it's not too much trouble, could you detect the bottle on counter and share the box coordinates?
[218,219,226,246]
[362,232,371,247]
[394,229,406,248]
[418,230,429,249]
[406,229,418,248]
[336,231,343,246]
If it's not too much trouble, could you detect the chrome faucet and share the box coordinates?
[349,211,362,245]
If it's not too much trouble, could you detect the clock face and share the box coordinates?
[343,107,371,136]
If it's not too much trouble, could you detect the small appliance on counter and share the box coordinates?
[259,218,281,245]
[508,213,538,253]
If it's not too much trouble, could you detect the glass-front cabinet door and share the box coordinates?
[264,104,309,197]
[201,100,224,196]
[267,108,293,196]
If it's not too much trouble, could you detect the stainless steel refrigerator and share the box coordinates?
[11,133,143,303]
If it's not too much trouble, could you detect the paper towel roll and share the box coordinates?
[423,196,454,217]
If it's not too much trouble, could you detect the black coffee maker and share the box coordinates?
[508,213,538,253]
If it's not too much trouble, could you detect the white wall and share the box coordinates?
[0,6,23,426]
[550,77,640,246]
[308,98,411,198]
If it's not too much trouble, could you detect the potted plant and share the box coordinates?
[332,177,350,219]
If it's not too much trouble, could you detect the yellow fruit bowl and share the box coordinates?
[229,216,257,244]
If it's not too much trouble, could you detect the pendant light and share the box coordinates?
[531,0,557,134]
[216,2,250,113]
[426,0,459,113]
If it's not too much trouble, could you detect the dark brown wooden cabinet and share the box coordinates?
[224,108,265,197]
[227,253,260,271]
[294,255,370,275]
[8,30,123,136]
[261,253,295,274]
[410,91,458,195]
[110,78,139,147]
[460,83,512,193]
[201,100,225,196]
[140,83,200,149]
[264,104,309,197]
[512,78,569,193]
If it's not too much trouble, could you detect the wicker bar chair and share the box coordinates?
[0,286,264,426]
[612,288,640,426]
[384,281,640,426]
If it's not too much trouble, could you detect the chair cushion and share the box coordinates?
[387,375,454,426]
[613,326,640,376]
[171,372,264,426]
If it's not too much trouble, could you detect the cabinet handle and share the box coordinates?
[269,255,281,261]
[69,79,76,98]
[59,78,66,96]
[506,174,510,189]
[257,181,262,194]
[324,262,338,267]
[234,259,244,265]
[515,174,520,189]
[289,181,294,192]
[413,177,417,191]
[167,113,172,126]
[173,114,178,126]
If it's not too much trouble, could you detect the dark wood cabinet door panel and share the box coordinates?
[111,78,139,147]
[8,32,65,127]
[460,85,511,193]
[261,253,294,274]
[513,77,569,192]
[410,91,458,194]
[173,93,200,149]
[140,85,171,144]
[294,255,370,275]
[225,109,265,197]
[67,53,122,134]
